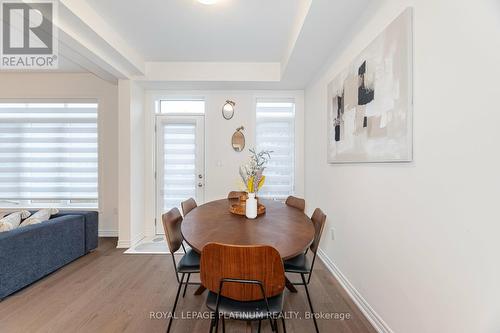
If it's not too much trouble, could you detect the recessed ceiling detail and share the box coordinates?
[86,0,303,62]
[33,0,371,87]
[197,0,218,5]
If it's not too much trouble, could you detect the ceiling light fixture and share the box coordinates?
[197,0,217,5]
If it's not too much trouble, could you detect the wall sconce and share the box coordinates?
[222,100,235,120]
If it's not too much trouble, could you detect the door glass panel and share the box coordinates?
[156,113,205,235]
[162,122,196,211]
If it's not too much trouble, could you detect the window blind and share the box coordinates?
[162,123,196,211]
[0,102,98,208]
[256,100,295,199]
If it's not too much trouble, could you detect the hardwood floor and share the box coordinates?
[0,238,376,333]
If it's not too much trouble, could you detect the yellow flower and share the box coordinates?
[247,176,254,193]
[257,176,265,191]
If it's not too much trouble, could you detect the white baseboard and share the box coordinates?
[116,234,144,249]
[116,240,130,248]
[130,234,144,247]
[317,248,393,333]
[98,229,118,237]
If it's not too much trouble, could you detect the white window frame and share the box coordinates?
[154,95,206,115]
[157,99,205,115]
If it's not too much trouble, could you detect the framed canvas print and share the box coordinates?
[327,8,413,163]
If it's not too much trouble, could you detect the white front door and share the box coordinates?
[155,115,205,234]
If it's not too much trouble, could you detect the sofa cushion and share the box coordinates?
[19,208,59,228]
[0,210,31,232]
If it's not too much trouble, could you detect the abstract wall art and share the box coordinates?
[327,8,413,163]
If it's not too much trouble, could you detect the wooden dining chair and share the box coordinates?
[162,207,201,333]
[283,208,326,333]
[201,243,287,333]
[181,197,197,216]
[227,191,246,200]
[285,195,305,212]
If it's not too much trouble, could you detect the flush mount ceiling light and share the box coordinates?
[197,0,217,5]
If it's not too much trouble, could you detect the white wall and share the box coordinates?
[305,1,500,332]
[117,80,146,247]
[130,82,145,245]
[143,90,304,236]
[117,80,131,247]
[0,72,119,236]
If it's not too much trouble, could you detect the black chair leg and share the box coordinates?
[182,273,191,297]
[215,313,220,333]
[258,320,262,333]
[222,316,226,333]
[268,317,276,332]
[209,316,216,333]
[301,273,319,333]
[167,273,185,333]
[281,316,287,333]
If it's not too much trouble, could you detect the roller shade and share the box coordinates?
[256,100,295,199]
[0,103,98,208]
[162,122,196,210]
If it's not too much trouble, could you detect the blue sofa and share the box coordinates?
[0,211,98,300]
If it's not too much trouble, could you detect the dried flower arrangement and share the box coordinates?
[239,148,272,194]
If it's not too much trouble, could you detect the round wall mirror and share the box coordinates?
[222,100,235,120]
[231,126,245,152]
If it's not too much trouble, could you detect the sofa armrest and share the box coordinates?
[52,211,98,252]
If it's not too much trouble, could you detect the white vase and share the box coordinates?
[245,192,257,219]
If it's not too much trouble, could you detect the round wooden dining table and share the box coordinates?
[181,198,315,294]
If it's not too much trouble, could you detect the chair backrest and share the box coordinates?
[227,191,246,200]
[161,207,183,253]
[200,243,285,301]
[310,208,327,254]
[285,195,306,212]
[181,198,197,216]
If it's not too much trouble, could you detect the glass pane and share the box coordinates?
[162,123,197,211]
[160,100,205,114]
